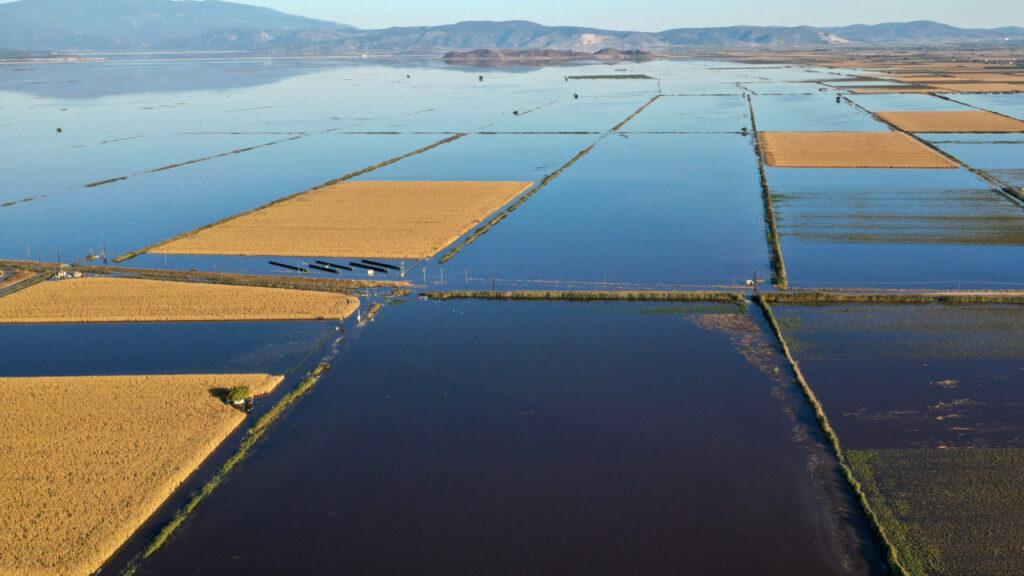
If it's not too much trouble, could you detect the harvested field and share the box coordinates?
[928,83,1024,93]
[848,448,1024,576]
[849,88,953,94]
[0,277,358,323]
[0,373,284,576]
[0,269,33,290]
[758,132,958,168]
[151,181,533,260]
[875,111,1024,133]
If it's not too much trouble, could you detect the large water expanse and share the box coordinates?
[3,54,1023,575]
[3,56,1021,288]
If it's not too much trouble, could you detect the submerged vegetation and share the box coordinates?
[848,448,1024,576]
[754,295,910,576]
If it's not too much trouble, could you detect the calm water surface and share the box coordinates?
[135,299,883,576]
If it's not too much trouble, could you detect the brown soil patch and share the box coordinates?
[0,270,33,290]
[758,132,959,169]
[0,373,283,576]
[0,277,358,323]
[151,180,534,259]
[875,111,1024,133]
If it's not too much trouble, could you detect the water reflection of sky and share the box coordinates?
[1,57,1022,288]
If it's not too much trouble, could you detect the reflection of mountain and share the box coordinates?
[1,0,1023,54]
[0,58,433,99]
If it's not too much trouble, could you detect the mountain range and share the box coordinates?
[2,0,1022,54]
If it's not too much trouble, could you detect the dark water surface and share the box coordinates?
[774,304,1024,449]
[0,321,335,376]
[136,299,882,576]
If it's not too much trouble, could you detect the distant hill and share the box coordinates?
[0,0,354,51]
[0,0,1022,54]
[441,48,656,67]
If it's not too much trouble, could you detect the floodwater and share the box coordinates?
[773,304,1024,449]
[0,321,335,377]
[133,299,884,576]
[438,133,772,288]
[2,54,1023,576]
[768,167,1024,288]
[3,58,1021,289]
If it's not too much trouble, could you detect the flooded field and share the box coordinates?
[768,168,1024,288]
[131,299,883,576]
[437,133,771,287]
[2,53,1023,575]
[773,302,1024,576]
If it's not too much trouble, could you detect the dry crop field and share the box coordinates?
[758,132,959,169]
[151,180,534,260]
[0,373,283,576]
[875,111,1024,133]
[0,277,359,323]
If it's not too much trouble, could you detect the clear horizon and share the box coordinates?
[0,0,1020,30]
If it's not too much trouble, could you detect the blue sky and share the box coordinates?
[235,0,1019,30]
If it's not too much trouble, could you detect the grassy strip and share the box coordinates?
[422,290,745,302]
[135,363,331,564]
[611,94,661,132]
[437,138,601,264]
[112,134,466,263]
[75,265,407,292]
[359,302,384,326]
[745,97,789,289]
[762,291,1024,305]
[754,294,909,576]
[0,259,67,272]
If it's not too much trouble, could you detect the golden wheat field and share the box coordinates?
[850,88,954,94]
[0,277,359,323]
[875,111,1024,133]
[0,373,283,576]
[758,132,959,169]
[150,180,534,259]
[926,82,1024,93]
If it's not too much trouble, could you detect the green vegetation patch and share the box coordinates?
[772,303,1024,360]
[848,448,1024,576]
[773,187,1024,246]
